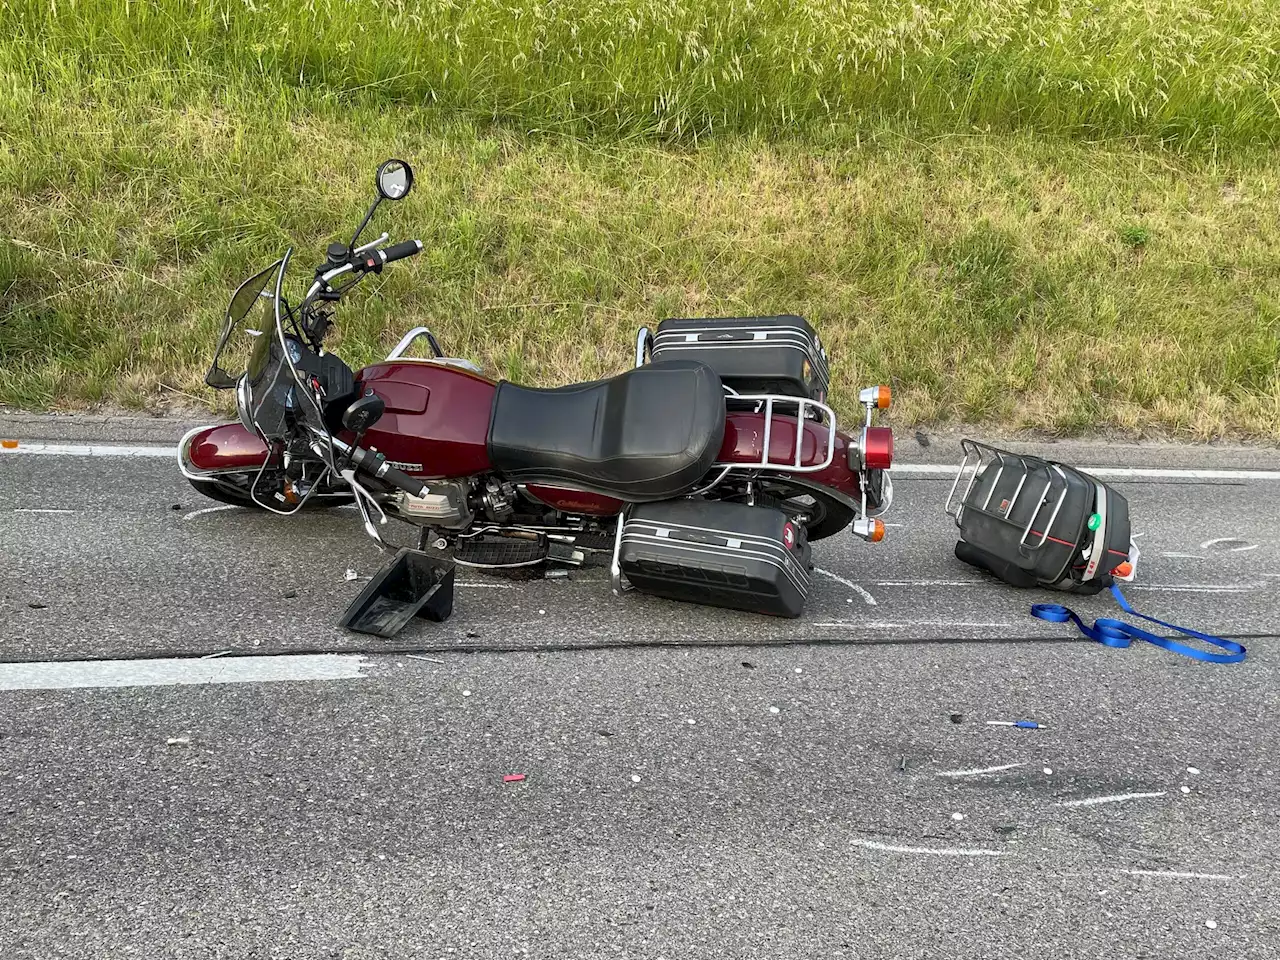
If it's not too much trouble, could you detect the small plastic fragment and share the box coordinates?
[503,774,525,783]
[166,737,191,746]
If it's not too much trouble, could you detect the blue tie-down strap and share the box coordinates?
[1031,585,1246,664]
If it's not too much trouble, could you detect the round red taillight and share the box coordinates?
[862,427,894,470]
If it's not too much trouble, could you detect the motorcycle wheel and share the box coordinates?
[186,477,352,510]
[729,479,855,542]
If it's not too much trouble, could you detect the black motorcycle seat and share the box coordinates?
[487,360,726,501]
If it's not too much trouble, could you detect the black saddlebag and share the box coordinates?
[947,440,1132,595]
[619,499,813,617]
[651,315,830,401]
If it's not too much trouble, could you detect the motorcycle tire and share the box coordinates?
[726,479,855,542]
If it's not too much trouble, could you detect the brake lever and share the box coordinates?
[340,467,391,548]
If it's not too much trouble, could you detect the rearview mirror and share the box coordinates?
[342,390,386,434]
[376,159,413,201]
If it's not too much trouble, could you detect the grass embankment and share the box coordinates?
[1,1,1278,437]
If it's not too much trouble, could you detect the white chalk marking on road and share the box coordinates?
[1128,583,1263,594]
[850,838,1006,858]
[815,567,877,605]
[1201,536,1244,550]
[12,508,75,514]
[937,762,1027,778]
[1231,544,1260,553]
[1121,869,1236,881]
[0,442,179,458]
[1161,552,1208,560]
[7,444,1280,480]
[182,505,241,521]
[0,654,370,691]
[871,579,989,588]
[1059,791,1167,808]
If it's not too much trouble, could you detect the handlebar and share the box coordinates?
[352,239,423,275]
[332,438,426,498]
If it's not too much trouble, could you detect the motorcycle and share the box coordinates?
[179,159,895,624]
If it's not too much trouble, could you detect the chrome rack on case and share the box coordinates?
[944,438,1069,553]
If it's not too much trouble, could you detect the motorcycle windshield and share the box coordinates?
[205,259,284,390]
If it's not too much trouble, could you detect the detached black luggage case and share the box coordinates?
[651,315,830,401]
[618,499,813,617]
[946,440,1131,595]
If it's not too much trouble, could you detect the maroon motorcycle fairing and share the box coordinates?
[182,359,876,511]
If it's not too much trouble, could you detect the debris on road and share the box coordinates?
[462,689,472,697]
[741,661,755,669]
[1187,766,1201,775]
[165,737,191,746]
[951,812,965,821]
[545,569,569,580]
[1205,920,1218,930]
[1043,767,1054,775]
[768,706,780,715]
[897,755,908,773]
[281,589,297,599]
[343,569,358,581]
[503,774,526,783]
[1181,786,1192,794]
[630,774,641,783]
[27,602,47,610]
[406,655,444,664]
[986,720,1047,729]
[199,650,230,659]
[949,713,963,724]
[993,823,1018,836]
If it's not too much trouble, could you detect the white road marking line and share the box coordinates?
[12,508,75,514]
[815,567,877,605]
[892,464,1280,480]
[850,838,1006,858]
[0,442,179,457]
[5,443,1280,480]
[1161,552,1208,560]
[1231,544,1260,553]
[1059,791,1167,808]
[0,654,370,691]
[182,505,241,521]
[813,620,1013,629]
[1121,870,1236,881]
[936,762,1027,778]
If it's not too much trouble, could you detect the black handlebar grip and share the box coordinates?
[374,460,426,498]
[382,239,423,263]
[349,445,426,497]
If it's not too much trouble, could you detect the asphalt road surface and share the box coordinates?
[2,414,1278,959]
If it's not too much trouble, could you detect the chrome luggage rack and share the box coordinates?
[636,326,837,476]
[944,439,1070,554]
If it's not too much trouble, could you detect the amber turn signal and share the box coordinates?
[874,385,891,409]
[1113,562,1133,578]
[868,518,885,542]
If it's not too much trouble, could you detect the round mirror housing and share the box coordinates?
[376,159,413,201]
